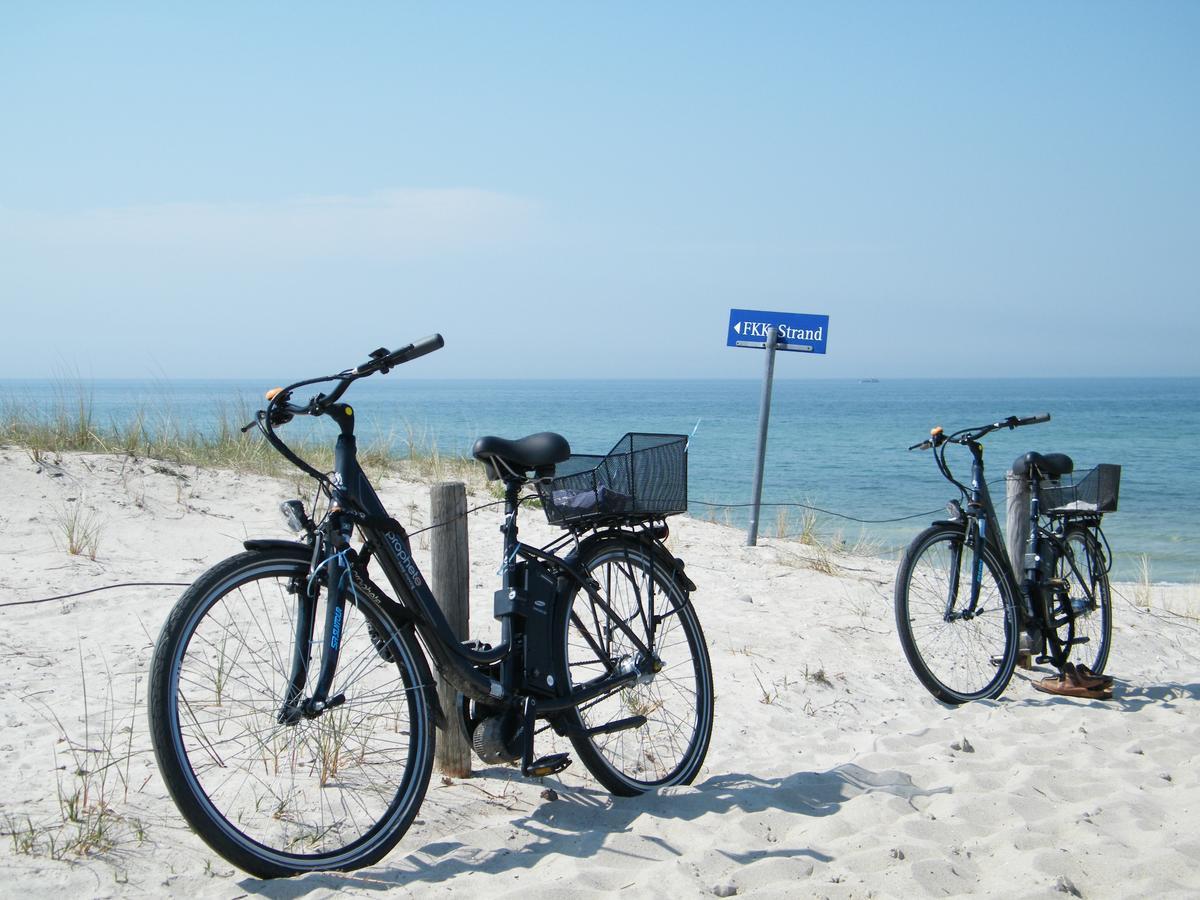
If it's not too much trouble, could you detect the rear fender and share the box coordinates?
[566,530,697,595]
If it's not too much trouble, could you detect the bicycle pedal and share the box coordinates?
[523,753,572,778]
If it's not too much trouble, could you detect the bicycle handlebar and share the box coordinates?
[240,334,446,486]
[907,413,1050,450]
[354,334,445,376]
[241,335,444,434]
[908,412,1052,502]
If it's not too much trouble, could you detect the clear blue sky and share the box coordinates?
[2,3,1196,379]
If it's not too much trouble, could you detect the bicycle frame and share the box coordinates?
[272,399,661,721]
[941,435,1081,666]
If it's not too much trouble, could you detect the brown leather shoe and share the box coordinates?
[1032,670,1113,700]
[1073,664,1115,688]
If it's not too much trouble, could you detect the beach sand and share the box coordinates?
[1,447,1198,897]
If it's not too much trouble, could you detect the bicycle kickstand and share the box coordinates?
[519,696,572,778]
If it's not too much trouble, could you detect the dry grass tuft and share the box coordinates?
[5,650,146,860]
[52,500,104,560]
[1135,554,1154,608]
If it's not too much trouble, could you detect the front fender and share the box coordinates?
[243,538,313,556]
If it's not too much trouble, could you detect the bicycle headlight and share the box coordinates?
[280,500,308,533]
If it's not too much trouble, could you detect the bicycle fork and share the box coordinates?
[278,522,352,725]
[942,517,984,622]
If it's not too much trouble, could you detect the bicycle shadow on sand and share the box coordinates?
[240,762,949,896]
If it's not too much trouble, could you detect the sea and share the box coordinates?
[4,377,1198,584]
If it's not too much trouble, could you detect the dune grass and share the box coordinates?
[3,649,146,861]
[0,388,486,488]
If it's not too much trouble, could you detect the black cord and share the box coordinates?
[397,496,517,536]
[4,493,944,608]
[0,582,191,609]
[689,499,944,525]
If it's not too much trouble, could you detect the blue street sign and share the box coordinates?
[727,308,830,354]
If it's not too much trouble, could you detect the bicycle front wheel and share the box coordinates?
[557,538,714,796]
[1057,525,1113,675]
[148,549,435,878]
[895,525,1020,703]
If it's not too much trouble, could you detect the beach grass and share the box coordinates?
[1,388,485,488]
[4,650,146,861]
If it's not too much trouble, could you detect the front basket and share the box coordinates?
[537,433,688,526]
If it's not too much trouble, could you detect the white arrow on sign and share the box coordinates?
[734,322,741,334]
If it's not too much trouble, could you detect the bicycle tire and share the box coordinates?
[556,538,713,796]
[1056,525,1113,675]
[895,524,1020,703]
[148,549,435,878]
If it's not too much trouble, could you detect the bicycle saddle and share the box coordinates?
[1012,451,1073,479]
[472,432,571,478]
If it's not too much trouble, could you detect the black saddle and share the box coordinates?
[472,432,571,480]
[1012,451,1074,479]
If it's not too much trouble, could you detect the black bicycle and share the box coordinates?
[147,336,713,878]
[894,413,1117,703]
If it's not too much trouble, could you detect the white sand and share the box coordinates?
[2,447,1198,897]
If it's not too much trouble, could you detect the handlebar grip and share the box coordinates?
[1017,413,1051,426]
[390,333,444,365]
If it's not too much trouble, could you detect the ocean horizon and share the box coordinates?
[4,375,1198,583]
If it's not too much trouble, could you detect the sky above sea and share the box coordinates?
[0,4,1197,382]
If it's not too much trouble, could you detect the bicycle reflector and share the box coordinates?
[280,500,308,533]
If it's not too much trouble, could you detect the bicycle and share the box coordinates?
[147,335,714,878]
[893,413,1118,704]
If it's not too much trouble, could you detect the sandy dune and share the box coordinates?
[1,448,1198,897]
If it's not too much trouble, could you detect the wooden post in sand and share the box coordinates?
[430,481,472,778]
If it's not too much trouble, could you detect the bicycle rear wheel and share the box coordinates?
[556,538,713,796]
[148,549,435,878]
[1056,525,1113,675]
[895,524,1020,703]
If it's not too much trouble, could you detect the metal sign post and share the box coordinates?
[727,308,830,547]
[746,326,778,546]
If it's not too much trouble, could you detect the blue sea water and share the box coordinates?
[4,377,1198,583]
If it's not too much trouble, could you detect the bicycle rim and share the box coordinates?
[561,542,713,794]
[896,526,1018,703]
[1057,527,1112,674]
[152,554,432,875]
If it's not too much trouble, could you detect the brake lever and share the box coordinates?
[353,348,391,376]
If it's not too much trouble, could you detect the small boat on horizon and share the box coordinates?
[859,378,880,383]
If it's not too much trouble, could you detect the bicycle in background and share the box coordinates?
[894,413,1118,703]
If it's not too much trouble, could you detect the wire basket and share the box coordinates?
[1040,464,1121,515]
[537,433,688,526]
